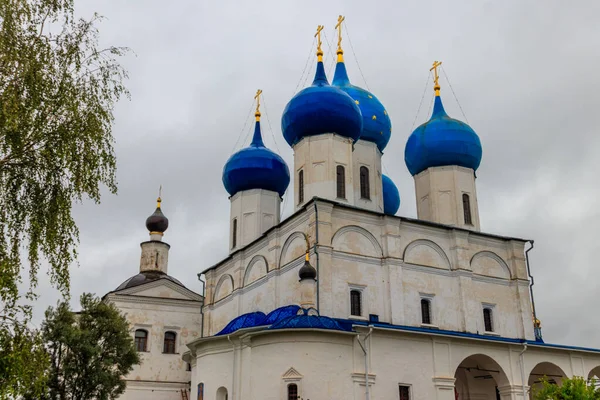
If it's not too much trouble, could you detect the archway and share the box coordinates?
[454,354,510,400]
[216,386,228,400]
[528,362,567,398]
[589,365,600,388]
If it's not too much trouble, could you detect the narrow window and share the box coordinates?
[360,166,370,199]
[298,170,304,204]
[483,308,494,332]
[336,165,346,199]
[288,383,298,400]
[163,331,177,354]
[232,218,237,249]
[134,329,148,352]
[187,362,192,371]
[350,290,362,316]
[399,385,410,400]
[462,193,472,225]
[421,299,432,325]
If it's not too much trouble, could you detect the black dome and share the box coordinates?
[299,259,317,281]
[146,205,168,233]
[115,270,183,291]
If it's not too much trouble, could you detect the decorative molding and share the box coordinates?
[403,239,452,270]
[106,293,202,309]
[331,225,384,257]
[243,255,269,285]
[332,250,383,266]
[470,250,512,279]
[278,231,308,269]
[213,273,235,303]
[351,372,376,386]
[114,277,203,301]
[282,366,303,380]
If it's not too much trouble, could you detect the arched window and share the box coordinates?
[134,329,148,352]
[336,165,346,199]
[232,218,237,249]
[360,166,370,199]
[350,290,362,316]
[163,331,176,354]
[288,383,298,400]
[421,298,432,325]
[483,308,494,332]
[216,387,228,400]
[298,170,304,204]
[462,193,472,225]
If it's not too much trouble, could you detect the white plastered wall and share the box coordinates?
[352,139,383,213]
[229,189,281,252]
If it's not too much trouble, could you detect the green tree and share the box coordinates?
[0,0,128,396]
[532,376,600,400]
[34,293,140,400]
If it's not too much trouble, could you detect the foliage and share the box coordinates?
[0,0,128,396]
[32,293,140,400]
[532,376,600,400]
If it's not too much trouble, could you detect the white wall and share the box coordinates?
[229,189,281,252]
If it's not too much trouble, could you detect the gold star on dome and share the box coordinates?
[372,115,377,120]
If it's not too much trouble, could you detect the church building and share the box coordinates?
[108,17,600,400]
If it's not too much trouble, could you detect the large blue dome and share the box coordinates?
[382,174,400,215]
[223,120,290,197]
[332,61,392,152]
[281,60,363,147]
[405,95,482,176]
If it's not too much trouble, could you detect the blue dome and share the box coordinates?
[382,174,400,215]
[405,95,482,176]
[333,61,392,152]
[216,311,267,336]
[268,314,352,332]
[223,120,290,197]
[281,60,363,147]
[264,305,301,325]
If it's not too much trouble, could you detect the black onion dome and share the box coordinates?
[299,258,317,281]
[145,198,168,233]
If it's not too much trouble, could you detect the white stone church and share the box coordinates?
[104,20,600,400]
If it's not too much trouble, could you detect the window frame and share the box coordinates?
[462,193,473,225]
[420,298,432,325]
[163,330,177,354]
[134,329,149,352]
[298,169,304,204]
[482,304,496,333]
[359,166,370,200]
[287,383,299,400]
[231,218,237,249]
[349,287,364,318]
[336,165,346,199]
[398,384,412,400]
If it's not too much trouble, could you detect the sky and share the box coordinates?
[31,0,600,349]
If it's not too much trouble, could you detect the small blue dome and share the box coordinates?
[281,60,363,147]
[264,305,301,325]
[333,61,392,152]
[222,120,290,197]
[382,174,400,215]
[216,311,267,336]
[405,95,482,176]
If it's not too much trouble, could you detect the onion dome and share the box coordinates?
[298,254,317,281]
[405,62,482,176]
[332,51,391,152]
[115,270,182,291]
[281,28,362,147]
[146,197,169,234]
[222,102,290,198]
[382,174,400,215]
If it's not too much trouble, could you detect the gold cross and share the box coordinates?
[335,15,345,52]
[157,185,162,208]
[254,89,262,120]
[430,60,442,95]
[315,25,324,59]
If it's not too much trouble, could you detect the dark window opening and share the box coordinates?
[134,329,148,352]
[360,166,370,199]
[298,170,304,204]
[187,363,192,371]
[483,308,494,332]
[288,383,298,400]
[350,290,362,316]
[336,165,346,199]
[399,385,410,400]
[163,331,176,354]
[421,299,432,325]
[462,193,472,225]
[232,218,237,249]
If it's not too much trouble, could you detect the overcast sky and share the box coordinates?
[32,0,600,349]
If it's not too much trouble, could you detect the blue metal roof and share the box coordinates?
[264,305,301,325]
[332,61,392,152]
[222,120,290,197]
[405,95,482,176]
[215,311,267,336]
[269,313,353,332]
[281,60,363,147]
[382,174,400,215]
